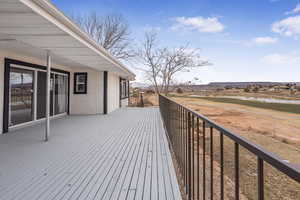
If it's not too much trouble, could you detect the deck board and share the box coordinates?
[0,108,182,200]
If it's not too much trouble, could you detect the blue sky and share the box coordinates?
[53,0,300,84]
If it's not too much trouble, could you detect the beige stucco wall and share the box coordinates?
[107,72,120,113]
[0,49,105,134]
[70,69,103,115]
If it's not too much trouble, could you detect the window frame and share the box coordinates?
[3,58,70,133]
[74,72,88,94]
[120,78,129,99]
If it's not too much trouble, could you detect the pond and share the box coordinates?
[189,95,300,104]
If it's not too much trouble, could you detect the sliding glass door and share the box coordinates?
[9,66,69,128]
[10,67,34,126]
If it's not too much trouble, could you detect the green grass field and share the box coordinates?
[172,95,300,115]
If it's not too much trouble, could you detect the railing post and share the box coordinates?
[45,50,51,141]
[258,158,264,200]
[235,143,240,200]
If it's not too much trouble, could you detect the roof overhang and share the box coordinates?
[0,0,135,80]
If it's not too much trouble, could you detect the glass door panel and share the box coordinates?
[55,74,68,114]
[36,71,46,119]
[50,73,54,116]
[36,72,55,118]
[10,68,69,126]
[10,67,34,126]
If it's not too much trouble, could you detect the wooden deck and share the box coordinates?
[0,108,182,200]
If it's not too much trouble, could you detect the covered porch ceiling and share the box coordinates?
[0,0,135,80]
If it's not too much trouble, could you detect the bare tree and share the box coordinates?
[137,32,163,93]
[137,32,211,95]
[72,13,134,60]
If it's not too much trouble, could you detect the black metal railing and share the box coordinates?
[159,94,300,200]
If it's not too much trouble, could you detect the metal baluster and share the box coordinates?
[235,143,239,200]
[182,107,185,180]
[258,158,264,200]
[181,107,184,172]
[210,127,214,200]
[192,115,195,199]
[197,118,200,200]
[220,132,224,200]
[203,121,206,200]
[185,110,188,194]
[188,112,192,200]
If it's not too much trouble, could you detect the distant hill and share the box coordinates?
[131,82,149,89]
[207,82,300,88]
[131,81,300,91]
[167,82,300,91]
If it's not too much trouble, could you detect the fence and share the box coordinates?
[159,94,300,200]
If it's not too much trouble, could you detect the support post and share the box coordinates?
[45,50,51,141]
[127,80,130,106]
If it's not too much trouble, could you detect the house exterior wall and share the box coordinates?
[69,69,103,115]
[0,50,106,134]
[107,72,120,113]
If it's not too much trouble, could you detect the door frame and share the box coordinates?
[3,58,70,133]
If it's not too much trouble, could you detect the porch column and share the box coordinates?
[45,50,51,141]
[127,80,130,105]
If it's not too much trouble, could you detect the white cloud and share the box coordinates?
[285,4,300,15]
[142,25,161,32]
[272,16,300,39]
[171,16,225,33]
[251,37,278,45]
[261,53,300,65]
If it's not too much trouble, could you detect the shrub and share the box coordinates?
[252,86,259,93]
[145,89,155,94]
[176,87,183,93]
[244,88,250,92]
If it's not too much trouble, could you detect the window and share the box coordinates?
[120,79,129,99]
[74,72,87,94]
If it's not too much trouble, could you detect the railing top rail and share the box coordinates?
[159,94,300,183]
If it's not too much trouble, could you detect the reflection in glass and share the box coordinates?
[10,68,34,126]
[36,71,46,119]
[55,74,68,114]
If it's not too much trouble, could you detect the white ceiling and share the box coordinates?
[0,0,135,79]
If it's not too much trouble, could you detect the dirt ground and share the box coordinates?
[173,97,300,155]
[142,94,300,199]
[145,94,300,161]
